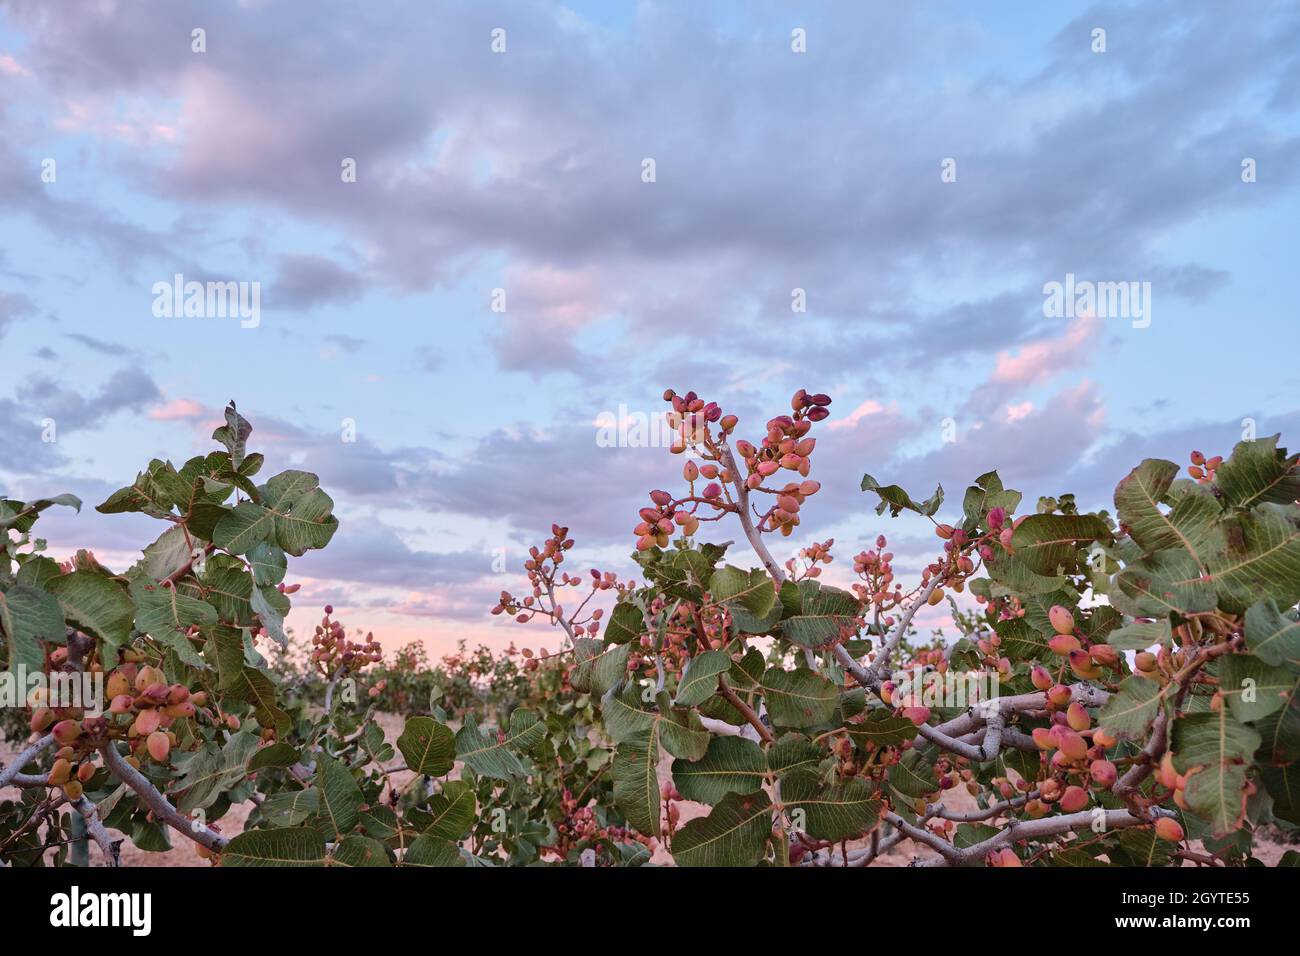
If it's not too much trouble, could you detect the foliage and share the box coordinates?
[2,393,1298,867]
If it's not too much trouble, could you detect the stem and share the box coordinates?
[100,744,229,852]
[0,733,55,789]
[72,796,121,867]
[719,444,786,586]
[718,676,773,745]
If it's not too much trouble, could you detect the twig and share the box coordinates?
[718,676,773,745]
[0,733,55,789]
[72,796,121,867]
[100,744,229,852]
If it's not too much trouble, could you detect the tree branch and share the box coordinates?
[718,444,787,587]
[72,796,121,867]
[911,806,1173,866]
[0,733,55,790]
[718,676,773,745]
[100,744,229,852]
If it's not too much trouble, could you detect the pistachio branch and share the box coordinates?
[100,743,229,852]
[0,733,55,790]
[717,675,773,745]
[72,796,121,866]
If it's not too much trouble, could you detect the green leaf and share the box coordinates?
[603,684,710,759]
[861,474,943,517]
[781,770,882,842]
[762,667,837,728]
[174,731,260,813]
[131,526,193,582]
[96,462,181,518]
[1099,676,1166,739]
[992,616,1051,662]
[1010,514,1111,576]
[202,563,257,625]
[1205,504,1300,615]
[259,790,320,828]
[888,746,939,800]
[1260,764,1300,826]
[1245,598,1300,666]
[709,565,776,617]
[455,710,546,780]
[1170,711,1260,835]
[1218,654,1295,723]
[671,735,766,805]
[1105,619,1173,652]
[212,402,253,470]
[1111,549,1218,618]
[612,733,661,839]
[571,639,630,696]
[779,581,860,647]
[674,650,730,707]
[261,469,320,510]
[604,601,644,645]
[46,571,133,648]
[397,716,455,776]
[212,501,275,554]
[0,493,80,530]
[248,583,288,648]
[1114,460,1225,566]
[1214,436,1300,509]
[402,835,464,867]
[671,790,772,867]
[331,835,391,867]
[962,471,1022,530]
[130,580,217,664]
[0,584,65,671]
[273,488,339,556]
[221,827,326,867]
[847,708,919,748]
[315,755,363,838]
[424,781,476,840]
[1255,674,1300,763]
[246,541,287,587]
[984,550,1068,595]
[766,734,823,778]
[247,742,300,771]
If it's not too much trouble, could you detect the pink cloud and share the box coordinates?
[1005,401,1034,422]
[148,398,207,421]
[0,54,29,77]
[991,314,1098,389]
[828,398,885,431]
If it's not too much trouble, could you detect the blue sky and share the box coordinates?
[1,0,1297,653]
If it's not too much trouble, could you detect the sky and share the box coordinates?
[1,0,1298,658]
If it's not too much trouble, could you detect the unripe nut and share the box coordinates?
[147,731,171,762]
[1048,605,1075,635]
[52,719,82,746]
[1154,817,1184,843]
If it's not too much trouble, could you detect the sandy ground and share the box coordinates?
[3,716,1290,867]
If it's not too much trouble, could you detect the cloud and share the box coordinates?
[147,398,207,421]
[0,54,29,77]
[829,399,886,431]
[990,314,1099,389]
[0,367,163,474]
[4,0,1293,375]
[268,254,366,311]
[64,332,131,356]
[0,290,37,339]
